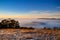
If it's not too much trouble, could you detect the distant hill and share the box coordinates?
[37,18,60,20]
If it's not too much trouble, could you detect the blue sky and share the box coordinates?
[0,0,60,18]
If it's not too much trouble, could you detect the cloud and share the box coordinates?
[26,11,60,18]
[0,11,60,18]
[57,6,60,8]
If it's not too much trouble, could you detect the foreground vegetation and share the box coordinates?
[0,28,60,40]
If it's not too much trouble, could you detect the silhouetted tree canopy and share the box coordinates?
[0,18,20,28]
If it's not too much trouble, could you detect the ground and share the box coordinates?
[0,28,60,40]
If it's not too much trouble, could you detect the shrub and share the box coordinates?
[0,18,20,28]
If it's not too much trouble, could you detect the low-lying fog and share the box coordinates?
[0,18,60,28]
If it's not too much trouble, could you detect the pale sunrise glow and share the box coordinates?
[0,0,60,18]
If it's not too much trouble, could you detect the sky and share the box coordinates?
[0,0,60,18]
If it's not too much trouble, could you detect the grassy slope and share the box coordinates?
[0,28,60,40]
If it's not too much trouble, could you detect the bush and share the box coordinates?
[53,27,60,30]
[0,18,20,28]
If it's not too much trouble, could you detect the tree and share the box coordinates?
[0,18,20,28]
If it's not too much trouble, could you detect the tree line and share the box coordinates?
[43,27,60,30]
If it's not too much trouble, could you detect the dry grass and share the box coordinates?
[0,28,60,40]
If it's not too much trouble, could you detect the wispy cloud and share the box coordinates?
[27,11,60,18]
[57,6,60,8]
[0,11,60,18]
